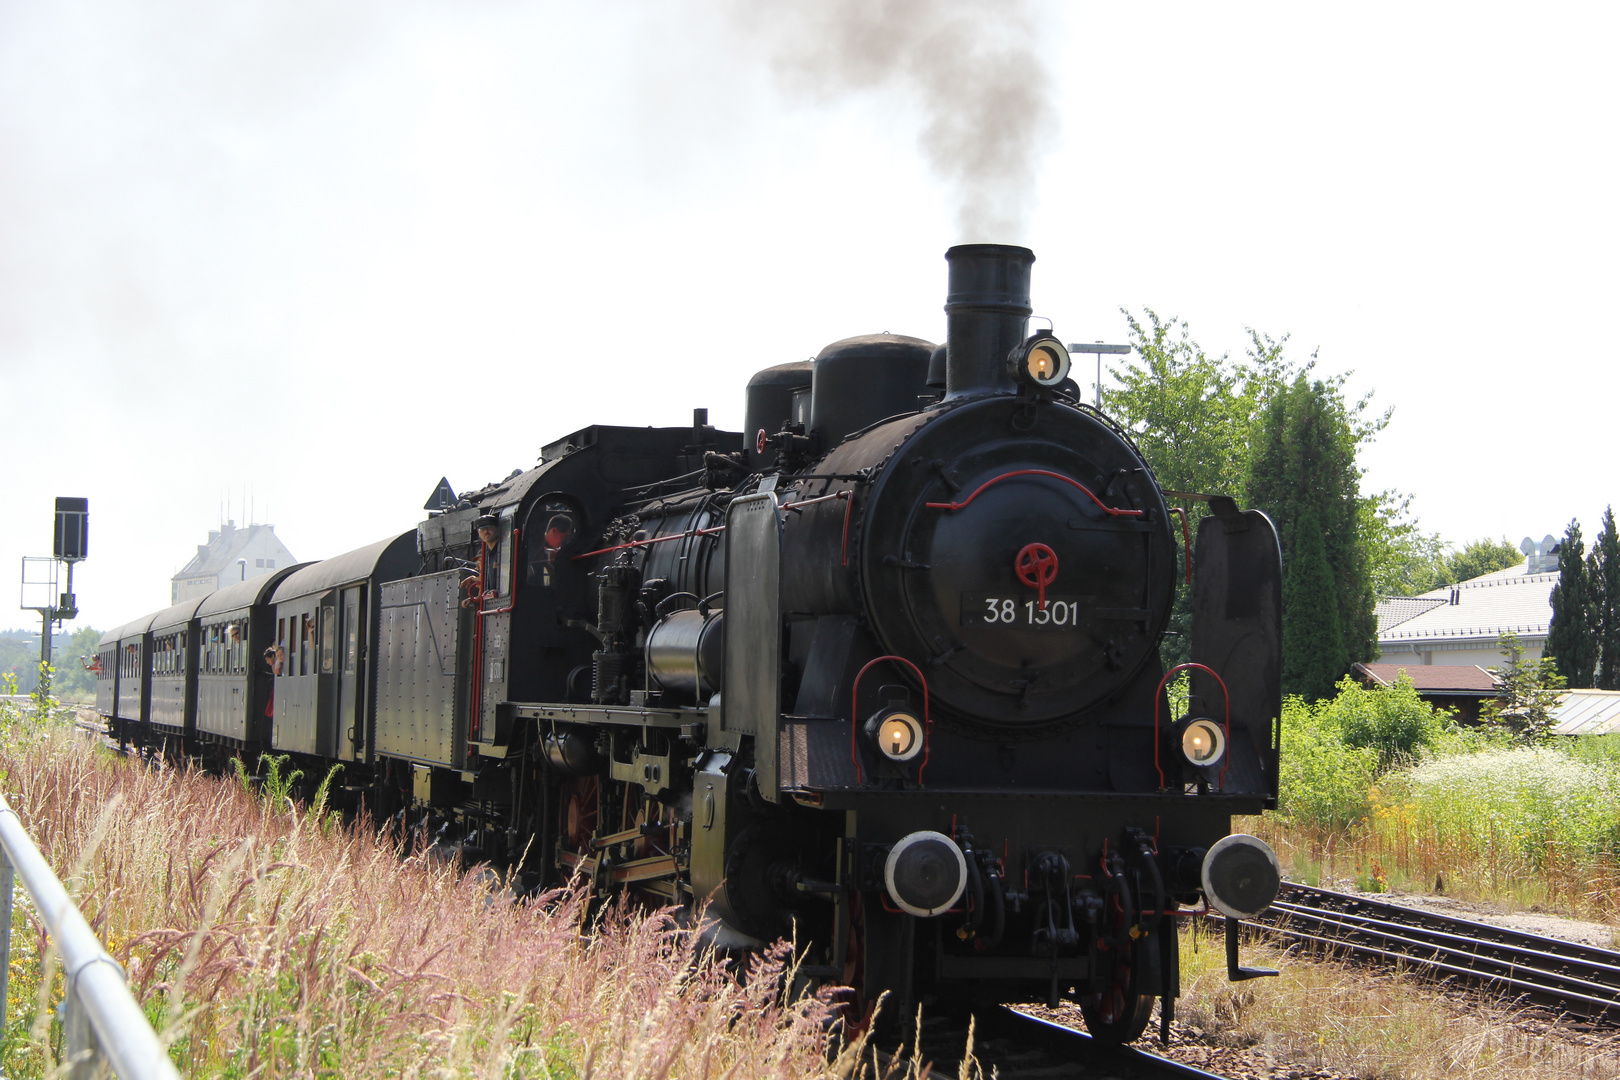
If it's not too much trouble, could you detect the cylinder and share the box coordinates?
[646,609,725,699]
[944,244,1034,399]
[543,726,603,774]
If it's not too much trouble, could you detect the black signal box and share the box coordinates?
[54,497,88,562]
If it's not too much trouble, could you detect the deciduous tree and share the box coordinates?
[1445,538,1524,584]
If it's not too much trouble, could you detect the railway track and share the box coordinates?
[1251,882,1620,1023]
[877,1005,1231,1079]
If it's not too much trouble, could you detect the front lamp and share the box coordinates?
[1007,335,1072,389]
[1180,718,1226,767]
[867,709,925,762]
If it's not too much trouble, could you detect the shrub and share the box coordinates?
[1317,674,1453,768]
[1277,695,1379,831]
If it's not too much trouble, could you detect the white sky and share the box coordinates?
[2,1,1616,635]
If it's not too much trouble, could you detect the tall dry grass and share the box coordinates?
[1175,923,1620,1079]
[1258,742,1620,921]
[0,726,949,1078]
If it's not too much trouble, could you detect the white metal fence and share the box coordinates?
[0,793,180,1079]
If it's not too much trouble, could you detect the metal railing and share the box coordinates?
[0,792,180,1079]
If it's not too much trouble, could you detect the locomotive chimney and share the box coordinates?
[944,244,1034,399]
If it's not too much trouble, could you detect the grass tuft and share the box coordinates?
[0,725,919,1078]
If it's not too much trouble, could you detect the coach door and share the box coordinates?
[336,585,364,760]
[315,591,340,758]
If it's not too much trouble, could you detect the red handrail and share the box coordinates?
[925,469,1145,517]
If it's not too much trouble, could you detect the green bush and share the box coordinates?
[1275,676,1456,831]
[1318,674,1454,768]
[1278,694,1379,831]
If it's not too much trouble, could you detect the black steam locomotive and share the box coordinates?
[97,245,1283,1044]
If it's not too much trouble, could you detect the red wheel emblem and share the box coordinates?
[1015,543,1059,611]
[757,428,769,455]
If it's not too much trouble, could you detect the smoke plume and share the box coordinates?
[728,0,1057,242]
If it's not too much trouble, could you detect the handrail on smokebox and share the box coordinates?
[0,791,180,1079]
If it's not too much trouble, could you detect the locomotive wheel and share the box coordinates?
[1079,943,1155,1046]
[560,774,600,852]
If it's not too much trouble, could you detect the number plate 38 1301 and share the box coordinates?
[960,594,1090,630]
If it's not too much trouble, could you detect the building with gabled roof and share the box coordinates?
[1353,661,1499,722]
[1376,551,1556,669]
[170,521,297,604]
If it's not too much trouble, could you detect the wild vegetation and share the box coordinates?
[1168,923,1620,1079]
[0,707,946,1078]
[1256,654,1620,919]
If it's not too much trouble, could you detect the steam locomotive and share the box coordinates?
[97,244,1283,1045]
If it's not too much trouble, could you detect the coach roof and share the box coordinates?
[147,596,208,635]
[196,563,311,618]
[271,532,416,603]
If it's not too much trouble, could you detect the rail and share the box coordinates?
[1251,882,1620,1022]
[0,791,181,1080]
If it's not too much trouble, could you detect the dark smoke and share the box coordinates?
[728,0,1057,242]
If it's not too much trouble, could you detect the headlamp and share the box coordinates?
[1180,718,1226,767]
[868,709,925,762]
[1007,334,1072,389]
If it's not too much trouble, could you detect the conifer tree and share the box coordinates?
[1484,632,1566,744]
[1592,507,1620,690]
[1280,507,1346,700]
[1545,518,1596,688]
[1247,373,1376,698]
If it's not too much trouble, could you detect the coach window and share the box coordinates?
[301,613,312,676]
[320,602,335,675]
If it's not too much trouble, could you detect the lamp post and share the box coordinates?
[1067,342,1132,409]
[237,558,247,582]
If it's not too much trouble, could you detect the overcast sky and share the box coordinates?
[3,1,1616,636]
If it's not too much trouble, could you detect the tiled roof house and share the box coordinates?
[1375,537,1558,668]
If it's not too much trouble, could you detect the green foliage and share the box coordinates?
[1592,507,1620,690]
[1281,508,1346,701]
[1105,314,1397,678]
[1564,733,1620,770]
[1360,491,1448,597]
[1248,374,1378,697]
[1545,519,1596,688]
[48,627,102,701]
[1482,632,1566,744]
[1276,675,1456,831]
[1318,674,1455,768]
[1277,694,1379,831]
[0,628,100,701]
[1105,310,1274,666]
[1445,538,1524,584]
